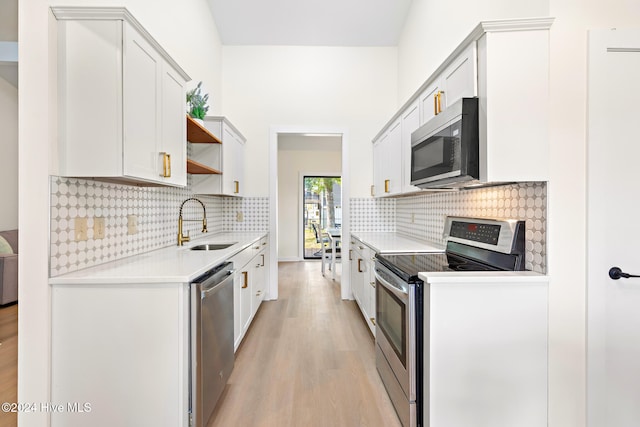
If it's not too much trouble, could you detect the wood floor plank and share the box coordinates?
[0,303,17,427]
[208,261,401,427]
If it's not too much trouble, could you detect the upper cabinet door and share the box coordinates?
[418,80,442,126]
[161,65,187,186]
[372,119,402,197]
[232,131,245,197]
[222,127,237,196]
[384,120,403,196]
[123,23,162,182]
[440,43,477,110]
[401,100,421,193]
[57,19,124,177]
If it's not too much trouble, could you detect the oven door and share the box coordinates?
[375,262,416,401]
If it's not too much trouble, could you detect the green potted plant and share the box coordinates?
[186,81,209,124]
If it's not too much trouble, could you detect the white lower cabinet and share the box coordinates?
[51,283,191,427]
[424,275,548,426]
[252,246,268,317]
[350,236,376,335]
[49,234,269,427]
[230,235,269,351]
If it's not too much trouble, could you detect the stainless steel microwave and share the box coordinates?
[410,97,479,188]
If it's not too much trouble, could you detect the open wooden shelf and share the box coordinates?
[186,159,222,175]
[186,115,221,144]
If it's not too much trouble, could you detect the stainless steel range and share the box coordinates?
[374,216,526,427]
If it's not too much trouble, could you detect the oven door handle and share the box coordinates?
[374,270,409,302]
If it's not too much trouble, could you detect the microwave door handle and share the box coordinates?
[374,270,409,302]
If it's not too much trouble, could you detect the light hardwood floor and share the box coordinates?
[0,303,17,427]
[208,261,401,427]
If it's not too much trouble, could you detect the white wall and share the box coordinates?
[19,1,222,425]
[0,76,18,230]
[221,46,397,198]
[397,1,640,426]
[397,0,548,103]
[277,136,341,260]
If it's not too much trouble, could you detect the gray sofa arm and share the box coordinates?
[0,253,18,305]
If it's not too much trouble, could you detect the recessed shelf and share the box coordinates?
[186,115,221,144]
[186,158,221,175]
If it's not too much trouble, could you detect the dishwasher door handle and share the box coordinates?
[201,273,234,296]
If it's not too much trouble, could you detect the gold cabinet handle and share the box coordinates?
[437,91,444,114]
[370,317,376,326]
[160,152,171,177]
[242,271,248,288]
[261,254,265,267]
[358,259,363,273]
[349,249,353,261]
[434,93,438,115]
[370,185,375,197]
[234,180,239,194]
[384,179,390,193]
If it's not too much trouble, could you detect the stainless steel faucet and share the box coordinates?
[178,198,208,246]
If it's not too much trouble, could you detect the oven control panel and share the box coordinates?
[450,221,501,245]
[443,216,525,255]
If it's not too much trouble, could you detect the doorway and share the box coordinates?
[270,127,351,300]
[303,175,342,259]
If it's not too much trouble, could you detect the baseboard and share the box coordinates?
[278,257,302,262]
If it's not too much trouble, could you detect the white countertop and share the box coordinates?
[49,231,267,285]
[350,232,444,254]
[419,270,548,283]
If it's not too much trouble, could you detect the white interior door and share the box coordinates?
[587,28,640,427]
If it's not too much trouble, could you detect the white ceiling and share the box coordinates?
[207,0,414,46]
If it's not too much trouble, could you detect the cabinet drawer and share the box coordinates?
[229,246,253,271]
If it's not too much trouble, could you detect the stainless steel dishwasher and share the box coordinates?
[190,261,235,427]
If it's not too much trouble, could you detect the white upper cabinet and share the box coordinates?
[372,18,553,195]
[190,117,246,197]
[54,7,190,186]
[372,119,402,197]
[477,27,550,183]
[418,44,476,126]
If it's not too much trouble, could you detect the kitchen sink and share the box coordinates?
[190,243,237,251]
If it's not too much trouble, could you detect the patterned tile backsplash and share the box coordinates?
[349,198,396,232]
[51,175,546,276]
[350,182,547,273]
[49,176,268,277]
